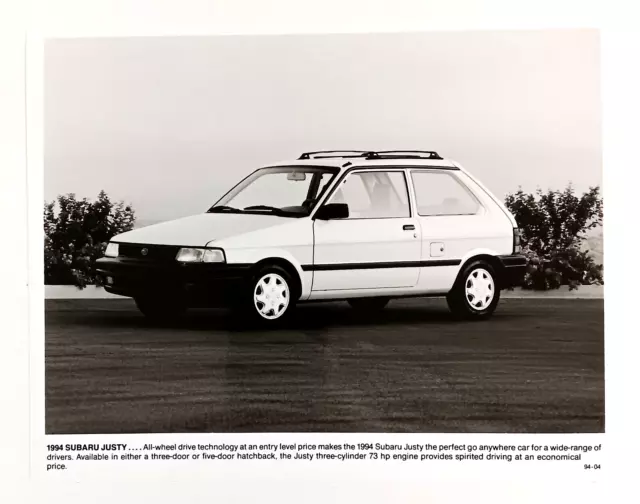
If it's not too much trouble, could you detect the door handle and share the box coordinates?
[403,224,415,231]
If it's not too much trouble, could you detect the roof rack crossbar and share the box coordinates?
[366,150,443,160]
[298,150,374,160]
[298,150,443,161]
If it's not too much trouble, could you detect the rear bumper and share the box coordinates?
[95,257,252,306]
[497,254,527,288]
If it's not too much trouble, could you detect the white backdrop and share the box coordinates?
[45,30,601,222]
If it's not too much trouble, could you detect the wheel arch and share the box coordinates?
[452,252,506,291]
[251,257,304,301]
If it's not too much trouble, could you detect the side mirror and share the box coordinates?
[315,203,349,220]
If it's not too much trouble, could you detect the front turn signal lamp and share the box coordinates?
[176,248,226,263]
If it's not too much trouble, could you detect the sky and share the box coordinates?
[44,30,601,223]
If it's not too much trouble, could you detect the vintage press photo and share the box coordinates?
[41,29,603,440]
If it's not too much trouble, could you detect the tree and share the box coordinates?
[504,185,603,290]
[44,191,135,288]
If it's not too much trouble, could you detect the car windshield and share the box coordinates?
[208,166,339,217]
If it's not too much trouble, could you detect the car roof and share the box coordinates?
[266,150,459,171]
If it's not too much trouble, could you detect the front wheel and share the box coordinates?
[235,265,297,326]
[447,261,500,320]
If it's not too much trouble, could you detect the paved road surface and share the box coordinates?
[45,298,604,434]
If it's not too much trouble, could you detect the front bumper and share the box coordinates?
[95,257,252,306]
[497,254,527,288]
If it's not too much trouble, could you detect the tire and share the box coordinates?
[134,294,187,323]
[237,265,297,326]
[447,260,500,320]
[348,297,390,311]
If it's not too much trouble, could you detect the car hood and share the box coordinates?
[113,213,294,247]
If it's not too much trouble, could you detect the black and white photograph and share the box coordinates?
[43,29,604,435]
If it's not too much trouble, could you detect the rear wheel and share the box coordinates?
[348,297,390,311]
[134,294,187,323]
[447,260,500,320]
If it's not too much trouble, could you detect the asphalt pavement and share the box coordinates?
[45,298,604,434]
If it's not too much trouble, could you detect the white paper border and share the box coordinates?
[3,1,638,502]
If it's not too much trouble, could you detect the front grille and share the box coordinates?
[118,243,180,263]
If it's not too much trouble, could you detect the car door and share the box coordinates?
[311,169,421,291]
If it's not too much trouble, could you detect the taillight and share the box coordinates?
[513,228,522,254]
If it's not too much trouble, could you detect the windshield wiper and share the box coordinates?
[208,205,243,214]
[243,205,290,216]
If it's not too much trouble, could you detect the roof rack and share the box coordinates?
[298,150,443,161]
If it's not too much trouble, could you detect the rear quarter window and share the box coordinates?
[411,171,481,216]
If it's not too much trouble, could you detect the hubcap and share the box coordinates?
[465,268,495,310]
[253,273,290,320]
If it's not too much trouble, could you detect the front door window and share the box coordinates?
[329,171,410,219]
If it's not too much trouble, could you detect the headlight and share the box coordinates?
[176,248,226,263]
[104,243,119,258]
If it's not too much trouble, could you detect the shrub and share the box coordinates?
[504,185,603,290]
[44,191,135,288]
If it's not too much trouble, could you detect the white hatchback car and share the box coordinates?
[96,150,525,324]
